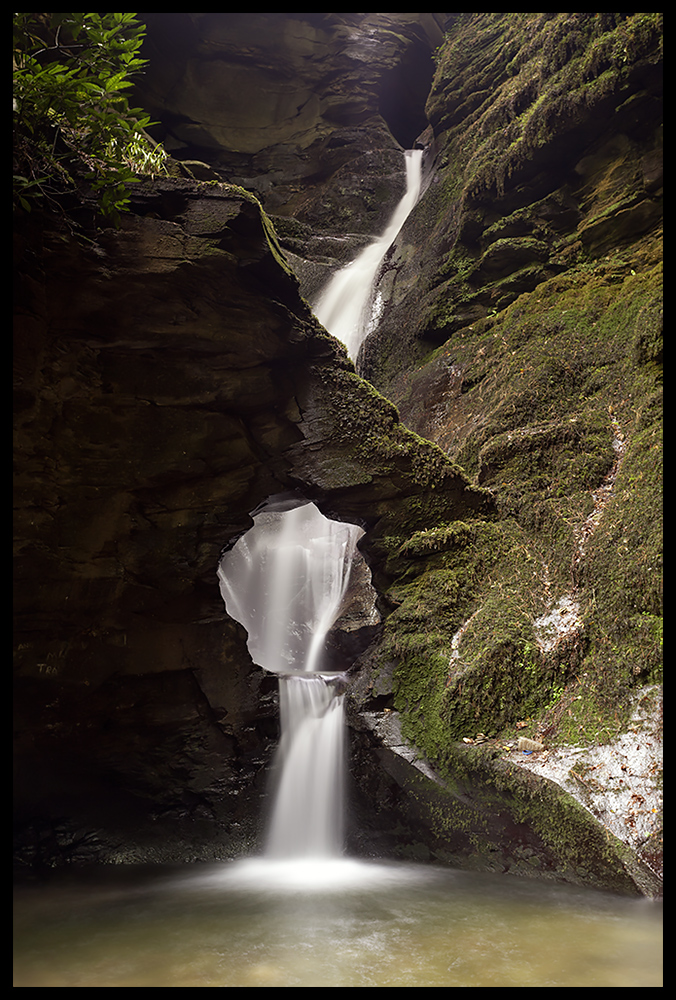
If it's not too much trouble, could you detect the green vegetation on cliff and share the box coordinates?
[363,13,662,776]
[380,254,661,763]
[13,12,166,220]
[428,13,663,202]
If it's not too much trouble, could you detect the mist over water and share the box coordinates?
[13,863,663,987]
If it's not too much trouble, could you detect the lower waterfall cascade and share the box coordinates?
[218,502,363,859]
[217,150,424,863]
[264,674,346,859]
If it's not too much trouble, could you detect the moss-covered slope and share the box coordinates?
[349,13,662,886]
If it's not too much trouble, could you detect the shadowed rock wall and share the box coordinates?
[136,12,446,218]
[14,13,661,891]
[13,174,489,865]
[342,14,662,893]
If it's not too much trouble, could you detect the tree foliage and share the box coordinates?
[13,12,166,222]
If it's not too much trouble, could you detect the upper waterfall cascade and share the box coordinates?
[313,148,424,362]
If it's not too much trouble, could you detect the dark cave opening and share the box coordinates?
[378,42,435,148]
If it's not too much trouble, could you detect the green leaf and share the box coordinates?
[13,12,166,219]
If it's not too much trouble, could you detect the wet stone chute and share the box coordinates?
[313,147,423,363]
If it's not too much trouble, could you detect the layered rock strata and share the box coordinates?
[13,176,489,865]
[14,13,662,891]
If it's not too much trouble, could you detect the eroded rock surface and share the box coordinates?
[137,13,444,220]
[14,13,662,890]
[13,175,489,865]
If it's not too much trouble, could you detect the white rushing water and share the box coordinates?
[218,150,423,863]
[265,675,346,858]
[217,504,361,676]
[218,503,362,858]
[314,148,423,362]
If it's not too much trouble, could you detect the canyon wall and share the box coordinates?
[14,14,661,891]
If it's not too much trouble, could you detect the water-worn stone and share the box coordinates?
[136,13,446,227]
[14,13,662,891]
[13,174,488,867]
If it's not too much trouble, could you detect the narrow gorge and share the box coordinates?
[14,13,662,905]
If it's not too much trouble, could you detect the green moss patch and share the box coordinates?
[428,14,662,202]
[376,255,661,762]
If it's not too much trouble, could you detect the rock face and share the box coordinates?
[344,14,662,892]
[13,174,489,866]
[14,13,661,891]
[137,13,444,218]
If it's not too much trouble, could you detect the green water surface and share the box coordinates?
[13,859,662,987]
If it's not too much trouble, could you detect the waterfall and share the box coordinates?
[218,503,362,857]
[265,675,345,858]
[218,504,361,677]
[314,147,423,362]
[218,150,422,863]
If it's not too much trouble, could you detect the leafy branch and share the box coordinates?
[13,12,167,222]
